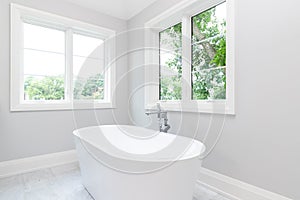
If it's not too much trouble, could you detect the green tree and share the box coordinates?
[82,74,104,99]
[24,76,65,100]
[159,23,182,100]
[24,73,104,101]
[159,4,226,100]
[74,73,104,100]
[192,6,226,100]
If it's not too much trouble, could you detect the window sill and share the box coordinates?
[145,101,235,115]
[10,101,116,112]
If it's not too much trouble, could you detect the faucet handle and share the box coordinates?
[156,102,161,111]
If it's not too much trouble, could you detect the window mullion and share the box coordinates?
[65,29,73,103]
[181,16,192,102]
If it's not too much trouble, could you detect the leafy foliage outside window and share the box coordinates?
[159,2,226,101]
[159,23,182,100]
[24,73,104,101]
[74,73,104,100]
[24,76,65,100]
[192,2,226,100]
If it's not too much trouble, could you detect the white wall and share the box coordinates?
[127,0,300,199]
[0,0,130,162]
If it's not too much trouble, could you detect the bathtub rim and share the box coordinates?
[73,125,206,162]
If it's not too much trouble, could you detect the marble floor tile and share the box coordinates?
[0,163,229,200]
[22,169,55,191]
[0,175,23,192]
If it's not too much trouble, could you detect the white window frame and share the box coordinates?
[145,0,235,114]
[10,4,116,111]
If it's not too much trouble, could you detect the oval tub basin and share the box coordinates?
[73,125,205,200]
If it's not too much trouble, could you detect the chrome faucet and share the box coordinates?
[145,103,171,133]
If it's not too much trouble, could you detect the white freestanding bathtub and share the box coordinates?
[73,125,205,200]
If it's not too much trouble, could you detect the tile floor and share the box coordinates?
[0,163,229,200]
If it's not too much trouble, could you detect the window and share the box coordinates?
[11,4,116,111]
[145,0,234,114]
[23,23,66,101]
[73,33,105,100]
[191,3,227,100]
[159,23,182,100]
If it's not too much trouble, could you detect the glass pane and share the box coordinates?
[159,23,182,100]
[73,57,105,100]
[192,67,226,100]
[24,49,65,76]
[73,33,104,58]
[192,2,226,100]
[73,33,105,100]
[24,75,65,100]
[73,75,104,100]
[23,23,66,101]
[73,56,104,78]
[23,23,65,53]
[23,50,65,101]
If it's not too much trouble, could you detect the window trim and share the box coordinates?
[10,4,116,111]
[144,0,235,114]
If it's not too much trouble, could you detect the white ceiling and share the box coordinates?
[64,0,158,20]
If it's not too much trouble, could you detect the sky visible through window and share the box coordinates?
[23,23,65,77]
[23,23,104,77]
[73,33,104,79]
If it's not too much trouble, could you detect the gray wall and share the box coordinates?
[127,0,300,199]
[0,0,130,162]
[1,0,299,199]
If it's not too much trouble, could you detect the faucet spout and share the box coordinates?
[145,111,160,115]
[145,103,171,133]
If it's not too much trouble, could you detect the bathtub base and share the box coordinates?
[75,139,201,200]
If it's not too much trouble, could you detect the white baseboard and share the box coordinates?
[0,150,78,178]
[197,167,292,200]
